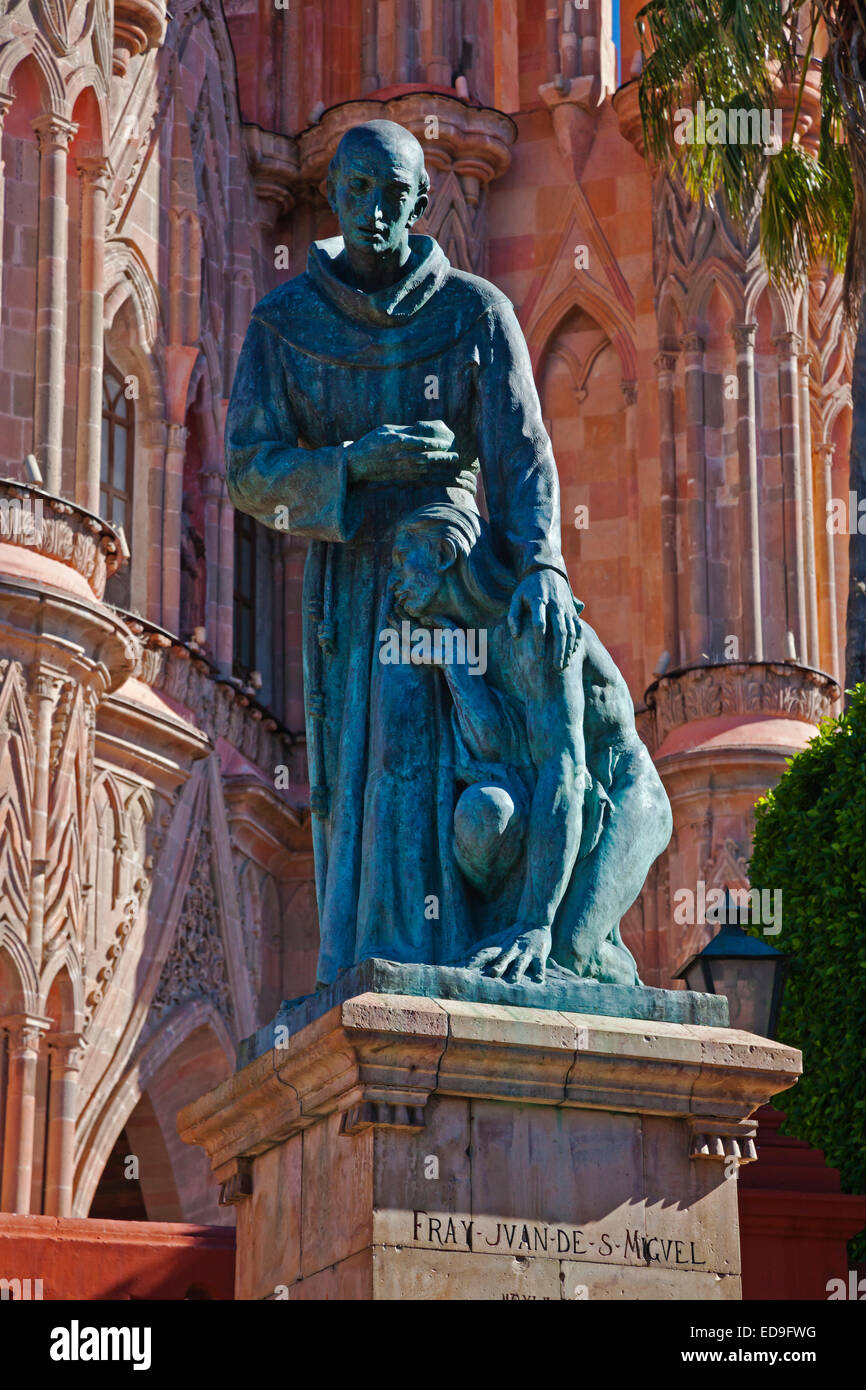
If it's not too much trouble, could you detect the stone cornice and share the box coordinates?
[124,616,302,777]
[0,577,138,697]
[643,661,840,753]
[296,92,516,196]
[222,774,312,864]
[112,0,166,75]
[241,126,300,214]
[0,480,123,600]
[178,993,800,1184]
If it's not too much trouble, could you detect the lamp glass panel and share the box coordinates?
[683,961,707,995]
[707,958,777,1035]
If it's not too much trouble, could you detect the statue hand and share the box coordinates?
[507,569,579,670]
[345,420,459,485]
[466,924,551,984]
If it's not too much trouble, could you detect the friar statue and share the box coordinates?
[226,118,662,988]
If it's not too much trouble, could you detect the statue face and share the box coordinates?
[391,529,448,620]
[330,131,426,258]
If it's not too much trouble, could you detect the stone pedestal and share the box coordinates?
[178,976,800,1301]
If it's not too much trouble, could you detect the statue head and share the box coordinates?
[327,121,430,261]
[391,504,514,625]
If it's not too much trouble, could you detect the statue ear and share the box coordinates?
[433,536,458,572]
[408,191,428,226]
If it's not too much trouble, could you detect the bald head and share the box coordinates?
[326,121,430,282]
[328,121,430,199]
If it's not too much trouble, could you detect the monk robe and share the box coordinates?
[225,233,568,984]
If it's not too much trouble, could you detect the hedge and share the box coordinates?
[750,683,866,1262]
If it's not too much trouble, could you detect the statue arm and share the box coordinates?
[225,317,352,542]
[474,303,565,579]
[442,660,524,765]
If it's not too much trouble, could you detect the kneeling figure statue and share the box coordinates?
[389,503,672,987]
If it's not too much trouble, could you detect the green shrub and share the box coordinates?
[750,684,866,1262]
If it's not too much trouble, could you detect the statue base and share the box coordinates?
[179,981,800,1300]
[236,956,730,1067]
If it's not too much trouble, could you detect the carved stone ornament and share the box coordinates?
[643,661,840,752]
[0,481,122,599]
[150,822,234,1023]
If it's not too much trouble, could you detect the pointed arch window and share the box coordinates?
[101,361,134,608]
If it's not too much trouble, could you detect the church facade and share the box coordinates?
[0,0,851,1225]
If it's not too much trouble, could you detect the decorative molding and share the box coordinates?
[84,880,149,1028]
[241,125,299,215]
[125,619,301,782]
[703,838,750,891]
[0,481,122,600]
[38,0,71,56]
[112,0,166,76]
[0,660,35,943]
[218,1155,253,1206]
[689,1118,758,1164]
[341,1099,427,1135]
[643,662,840,752]
[178,996,800,1181]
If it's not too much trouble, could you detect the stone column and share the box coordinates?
[0,91,14,330]
[161,423,188,635]
[816,441,840,680]
[360,0,380,93]
[775,331,807,663]
[621,379,642,672]
[655,351,680,664]
[0,1017,49,1213]
[218,479,236,673]
[28,669,56,962]
[427,0,450,85]
[732,323,763,661]
[74,156,112,514]
[44,1033,85,1217]
[201,469,223,660]
[798,351,820,669]
[32,114,77,496]
[679,332,710,662]
[272,528,286,714]
[141,417,167,625]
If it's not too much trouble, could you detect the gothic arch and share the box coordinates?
[745,273,801,338]
[686,258,747,326]
[0,38,67,114]
[0,927,39,1014]
[527,283,637,389]
[656,280,687,347]
[66,65,109,145]
[73,767,209,1165]
[72,998,234,1217]
[103,248,165,609]
[104,239,163,361]
[40,945,85,1032]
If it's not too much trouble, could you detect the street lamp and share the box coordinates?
[673,889,789,1038]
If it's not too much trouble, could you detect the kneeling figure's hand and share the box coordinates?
[467,924,551,984]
